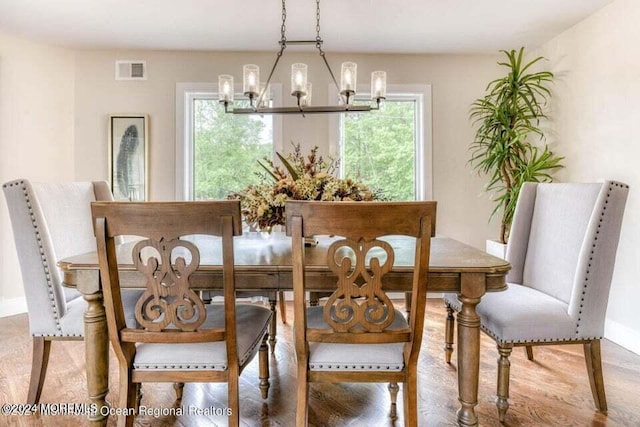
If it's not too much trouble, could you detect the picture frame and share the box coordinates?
[108,114,149,201]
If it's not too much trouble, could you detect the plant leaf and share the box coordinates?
[276,151,299,181]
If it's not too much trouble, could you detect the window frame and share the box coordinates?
[329,84,433,201]
[175,82,283,200]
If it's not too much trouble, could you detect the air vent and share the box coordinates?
[115,60,147,80]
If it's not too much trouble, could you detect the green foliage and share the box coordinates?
[470,47,564,243]
[193,100,272,200]
[342,100,416,201]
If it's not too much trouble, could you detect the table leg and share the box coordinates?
[456,273,485,427]
[83,291,109,425]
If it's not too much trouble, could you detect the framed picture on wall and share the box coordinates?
[108,114,149,201]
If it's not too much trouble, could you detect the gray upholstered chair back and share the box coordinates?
[3,178,114,336]
[505,181,629,338]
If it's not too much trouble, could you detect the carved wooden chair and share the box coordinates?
[204,230,287,353]
[286,200,436,426]
[2,178,141,404]
[443,181,629,422]
[206,287,286,354]
[92,201,271,427]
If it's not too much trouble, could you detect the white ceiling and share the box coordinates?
[0,0,612,54]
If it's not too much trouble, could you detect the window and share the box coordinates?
[332,86,432,201]
[176,83,282,200]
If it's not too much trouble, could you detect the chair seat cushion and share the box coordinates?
[306,306,407,372]
[133,304,271,371]
[56,290,142,337]
[444,284,579,344]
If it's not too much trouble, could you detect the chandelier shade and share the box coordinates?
[218,0,387,116]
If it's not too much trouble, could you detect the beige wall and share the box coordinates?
[73,50,502,246]
[536,0,640,352]
[0,34,75,312]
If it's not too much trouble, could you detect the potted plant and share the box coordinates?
[470,47,564,253]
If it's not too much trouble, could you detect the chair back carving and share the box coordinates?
[325,237,396,332]
[286,200,436,347]
[133,237,206,332]
[92,201,242,347]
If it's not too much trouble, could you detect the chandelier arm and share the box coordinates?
[256,46,285,109]
[317,48,344,106]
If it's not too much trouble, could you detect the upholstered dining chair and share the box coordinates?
[2,178,141,404]
[443,180,629,423]
[92,200,271,427]
[286,200,436,426]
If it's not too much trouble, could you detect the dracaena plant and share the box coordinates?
[470,47,564,244]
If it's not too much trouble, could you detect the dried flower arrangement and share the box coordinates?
[229,143,382,230]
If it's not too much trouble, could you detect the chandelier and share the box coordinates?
[218,0,387,116]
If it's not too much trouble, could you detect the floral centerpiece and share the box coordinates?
[228,144,382,231]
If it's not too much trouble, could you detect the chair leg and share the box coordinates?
[277,290,287,324]
[295,365,309,426]
[27,337,51,405]
[268,298,277,353]
[403,370,418,427]
[444,304,455,364]
[496,344,513,423]
[524,346,534,361]
[309,292,320,307]
[228,368,240,427]
[404,292,412,320]
[200,290,213,304]
[134,383,143,411]
[584,339,608,413]
[388,382,399,419]
[118,366,137,427]
[259,335,270,399]
[173,382,184,403]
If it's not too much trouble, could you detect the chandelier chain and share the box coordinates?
[280,0,287,43]
[315,0,321,42]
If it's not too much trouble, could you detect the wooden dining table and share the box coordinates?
[59,232,510,426]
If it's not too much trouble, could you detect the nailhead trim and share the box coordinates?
[33,333,82,337]
[481,323,602,345]
[309,362,403,371]
[574,186,609,335]
[574,182,628,336]
[5,180,63,333]
[239,320,270,367]
[134,363,227,371]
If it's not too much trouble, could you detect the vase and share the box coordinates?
[485,239,507,259]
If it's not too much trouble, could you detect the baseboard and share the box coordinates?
[605,318,640,356]
[0,296,27,318]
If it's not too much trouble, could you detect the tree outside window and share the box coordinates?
[193,99,273,200]
[340,100,416,201]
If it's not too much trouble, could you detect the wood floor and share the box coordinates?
[1,299,639,426]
